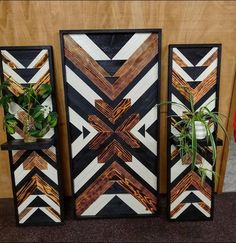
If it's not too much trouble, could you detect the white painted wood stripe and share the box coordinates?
[171,203,191,219]
[81,194,114,216]
[195,158,213,180]
[131,107,157,156]
[41,95,53,112]
[171,159,189,183]
[14,164,30,185]
[171,125,180,136]
[2,62,26,84]
[196,92,216,112]
[117,194,152,214]
[171,94,188,118]
[28,60,49,83]
[195,59,217,82]
[66,66,101,106]
[192,203,210,217]
[112,33,151,60]
[193,191,211,207]
[196,47,218,66]
[172,60,194,81]
[27,50,48,68]
[173,48,194,67]
[69,107,98,158]
[73,157,104,193]
[40,207,61,222]
[127,156,157,190]
[41,163,58,185]
[171,191,191,211]
[18,194,60,215]
[42,127,54,139]
[39,195,60,213]
[70,34,110,60]
[10,132,23,139]
[18,195,37,214]
[19,207,38,224]
[124,63,158,105]
[1,50,25,68]
[81,194,152,216]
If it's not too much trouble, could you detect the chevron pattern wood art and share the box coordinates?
[61,30,161,218]
[168,44,221,220]
[0,47,63,225]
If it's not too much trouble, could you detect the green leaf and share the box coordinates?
[191,120,197,170]
[38,84,52,98]
[47,112,58,127]
[35,122,43,130]
[6,125,15,134]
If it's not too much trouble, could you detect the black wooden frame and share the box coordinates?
[0,46,64,226]
[167,43,222,221]
[60,29,162,219]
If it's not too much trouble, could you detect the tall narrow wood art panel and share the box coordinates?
[60,29,161,218]
[167,44,221,220]
[0,47,63,225]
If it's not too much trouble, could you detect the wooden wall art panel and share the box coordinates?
[0,47,64,225]
[60,29,161,218]
[167,44,221,220]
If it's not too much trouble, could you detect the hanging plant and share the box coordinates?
[158,85,228,184]
[0,78,58,143]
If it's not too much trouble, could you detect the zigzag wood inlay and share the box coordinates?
[33,53,48,68]
[64,34,158,100]
[170,171,211,204]
[170,203,186,217]
[4,73,24,96]
[116,113,140,148]
[88,115,113,150]
[19,207,33,221]
[95,98,131,124]
[15,126,24,138]
[98,139,132,163]
[23,151,48,170]
[45,206,60,220]
[32,71,51,92]
[201,51,218,66]
[173,52,188,67]
[2,54,19,69]
[13,150,26,164]
[75,161,156,216]
[168,46,220,220]
[1,48,62,224]
[42,148,56,162]
[198,202,211,214]
[171,147,179,160]
[172,69,217,103]
[16,174,59,207]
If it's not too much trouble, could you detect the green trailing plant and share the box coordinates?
[158,85,228,184]
[0,81,17,134]
[0,79,58,142]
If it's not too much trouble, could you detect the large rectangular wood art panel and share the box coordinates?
[60,29,161,218]
[0,47,63,225]
[167,44,221,220]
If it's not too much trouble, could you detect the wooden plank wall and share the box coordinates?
[0,1,235,198]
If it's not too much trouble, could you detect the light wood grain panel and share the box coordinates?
[0,1,235,197]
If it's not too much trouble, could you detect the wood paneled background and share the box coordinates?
[0,1,235,198]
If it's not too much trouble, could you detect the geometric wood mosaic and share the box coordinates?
[60,29,161,218]
[167,44,222,220]
[0,46,64,225]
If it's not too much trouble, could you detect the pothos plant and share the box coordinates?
[0,79,58,143]
[159,85,228,184]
